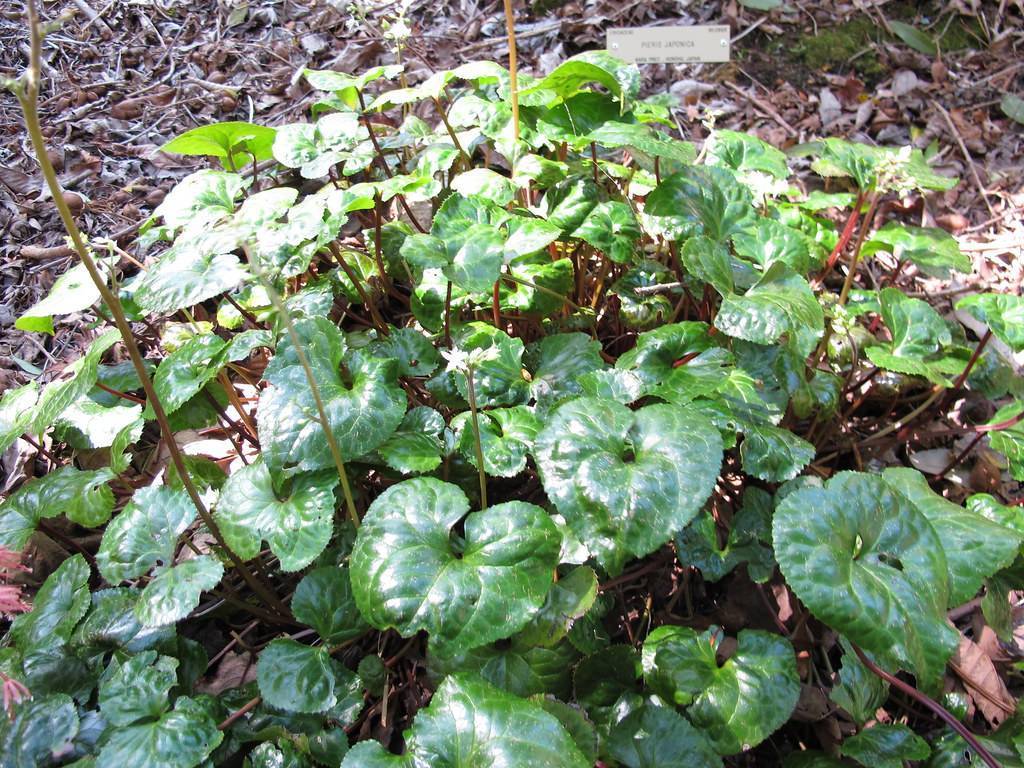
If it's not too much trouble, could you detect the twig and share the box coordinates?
[850,643,1002,768]
[724,81,798,138]
[932,100,997,218]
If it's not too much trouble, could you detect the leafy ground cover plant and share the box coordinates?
[5,4,1024,766]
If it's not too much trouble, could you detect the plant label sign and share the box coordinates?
[607,25,731,64]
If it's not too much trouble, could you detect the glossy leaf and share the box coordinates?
[675,487,775,583]
[843,724,930,768]
[525,51,641,110]
[740,424,815,482]
[429,637,579,699]
[451,323,531,408]
[136,556,225,626]
[0,382,38,455]
[773,472,959,691]
[216,459,337,572]
[30,330,119,433]
[340,674,590,767]
[607,705,722,768]
[291,566,369,644]
[161,121,277,163]
[10,554,90,650]
[96,485,196,584]
[134,240,247,314]
[706,129,789,179]
[534,397,723,574]
[97,695,223,768]
[956,293,1024,352]
[350,478,561,653]
[573,200,641,263]
[862,222,969,277]
[259,317,405,477]
[0,466,114,548]
[0,693,79,768]
[99,651,178,726]
[377,406,446,475]
[257,638,355,713]
[646,166,756,243]
[453,405,539,477]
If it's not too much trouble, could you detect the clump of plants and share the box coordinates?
[4,3,1024,767]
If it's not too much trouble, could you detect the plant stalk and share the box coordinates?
[464,364,488,509]
[16,1,288,618]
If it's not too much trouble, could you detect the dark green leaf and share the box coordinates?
[862,223,970,277]
[646,166,756,243]
[0,467,114,549]
[453,405,539,477]
[525,51,641,110]
[956,293,1024,352]
[341,674,590,767]
[377,407,446,475]
[97,695,223,768]
[608,705,722,768]
[452,323,531,408]
[257,639,355,714]
[830,638,889,725]
[534,397,723,574]
[216,459,337,572]
[429,637,579,699]
[740,424,815,482]
[350,477,561,654]
[843,723,930,768]
[774,472,959,691]
[706,129,789,179]
[136,556,225,627]
[0,693,79,768]
[96,485,196,583]
[291,566,369,644]
[99,651,178,726]
[572,201,641,264]
[11,554,91,650]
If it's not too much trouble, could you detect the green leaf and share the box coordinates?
[96,486,196,583]
[843,724,930,768]
[453,405,539,477]
[72,587,173,653]
[447,223,506,293]
[292,566,369,644]
[54,397,142,451]
[151,333,227,415]
[830,639,889,725]
[377,407,445,475]
[429,636,579,699]
[715,263,823,357]
[542,177,599,233]
[572,201,641,264]
[706,129,789,179]
[11,554,90,653]
[985,401,1024,481]
[681,235,734,295]
[0,467,114,548]
[99,651,178,726]
[259,317,405,477]
[586,121,696,164]
[452,323,531,408]
[866,287,957,384]
[136,556,225,627]
[862,222,970,277]
[368,327,440,378]
[516,566,598,648]
[97,695,223,768]
[0,693,79,768]
[525,51,641,110]
[257,638,356,713]
[272,112,366,178]
[340,674,590,767]
[530,697,600,766]
[350,477,561,654]
[534,397,723,574]
[451,168,517,206]
[614,321,725,403]
[216,459,337,572]
[30,330,119,433]
[16,259,112,334]
[0,382,38,455]
[646,166,756,243]
[732,219,812,274]
[773,472,959,691]
[1001,94,1024,124]
[607,705,722,768]
[890,20,937,55]
[134,240,248,314]
[526,332,605,409]
[161,121,277,163]
[643,626,799,755]
[956,293,1024,352]
[803,138,956,193]
[740,424,815,482]
[882,467,1021,606]
[675,487,775,583]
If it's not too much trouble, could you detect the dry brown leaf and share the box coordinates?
[950,636,1016,728]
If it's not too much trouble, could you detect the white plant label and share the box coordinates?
[607,25,731,64]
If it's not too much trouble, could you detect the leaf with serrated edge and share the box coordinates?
[136,557,225,627]
[350,477,561,654]
[773,471,959,692]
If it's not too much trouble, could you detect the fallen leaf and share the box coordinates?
[949,636,1015,727]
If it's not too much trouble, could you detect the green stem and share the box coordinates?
[16,1,289,619]
[248,259,360,528]
[464,364,488,510]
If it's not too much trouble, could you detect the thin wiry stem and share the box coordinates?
[16,1,288,618]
